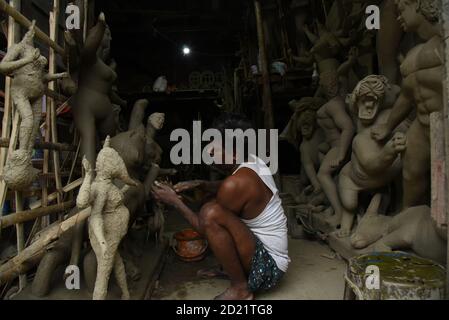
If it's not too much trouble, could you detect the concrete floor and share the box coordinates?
[153,238,346,300]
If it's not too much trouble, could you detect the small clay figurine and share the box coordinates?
[0,21,67,190]
[76,137,137,300]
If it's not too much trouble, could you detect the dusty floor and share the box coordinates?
[152,236,346,300]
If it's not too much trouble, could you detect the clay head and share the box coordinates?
[297,110,317,140]
[395,0,439,32]
[96,136,137,186]
[148,113,165,131]
[348,75,389,125]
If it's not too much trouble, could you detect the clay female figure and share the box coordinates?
[69,13,118,167]
[0,21,67,190]
[371,0,442,208]
[337,75,406,237]
[76,137,137,300]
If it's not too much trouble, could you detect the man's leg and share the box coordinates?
[198,201,256,300]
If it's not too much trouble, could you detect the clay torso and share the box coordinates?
[316,97,345,147]
[12,48,47,99]
[400,36,443,127]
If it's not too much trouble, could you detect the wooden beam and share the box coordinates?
[0,208,90,285]
[439,0,449,299]
[0,138,76,152]
[0,201,75,229]
[0,0,65,56]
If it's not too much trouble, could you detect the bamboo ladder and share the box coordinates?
[0,0,80,292]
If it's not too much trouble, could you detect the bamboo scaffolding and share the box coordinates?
[0,138,76,152]
[0,208,91,285]
[0,201,75,229]
[0,0,65,56]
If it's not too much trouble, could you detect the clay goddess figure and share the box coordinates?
[337,75,406,237]
[0,21,67,190]
[76,137,137,300]
[371,0,442,208]
[69,13,118,167]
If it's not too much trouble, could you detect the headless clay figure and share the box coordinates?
[76,137,137,300]
[337,75,406,237]
[69,13,118,167]
[0,22,67,190]
[350,194,446,265]
[371,0,443,208]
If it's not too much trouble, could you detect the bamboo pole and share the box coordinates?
[0,138,76,152]
[0,0,65,56]
[14,191,26,289]
[49,0,63,208]
[0,0,20,215]
[0,208,91,285]
[29,178,82,210]
[0,201,75,229]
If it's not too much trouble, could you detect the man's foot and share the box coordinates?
[197,266,229,280]
[214,287,254,300]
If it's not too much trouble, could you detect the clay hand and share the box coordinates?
[330,156,345,170]
[25,48,41,64]
[371,124,391,142]
[389,132,407,154]
[82,156,94,175]
[27,20,36,36]
[152,182,182,207]
[173,180,204,193]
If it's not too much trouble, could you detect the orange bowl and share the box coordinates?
[173,229,208,262]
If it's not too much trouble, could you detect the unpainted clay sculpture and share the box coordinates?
[315,87,355,228]
[337,75,405,237]
[350,194,446,265]
[76,137,137,300]
[371,0,443,208]
[0,21,67,190]
[68,13,118,167]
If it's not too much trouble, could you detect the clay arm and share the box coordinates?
[76,162,94,209]
[300,144,321,191]
[303,25,318,44]
[0,45,33,75]
[354,139,398,175]
[110,89,127,108]
[385,92,413,133]
[291,53,314,66]
[44,72,69,83]
[337,48,358,77]
[81,13,106,63]
[330,105,355,163]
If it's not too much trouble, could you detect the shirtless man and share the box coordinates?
[316,90,355,227]
[338,75,406,237]
[371,0,442,208]
[152,114,290,300]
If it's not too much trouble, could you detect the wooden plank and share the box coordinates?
[430,112,446,227]
[0,138,76,151]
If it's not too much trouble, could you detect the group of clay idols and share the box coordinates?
[282,0,447,265]
[0,13,175,299]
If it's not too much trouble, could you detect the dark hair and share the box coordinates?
[210,113,254,162]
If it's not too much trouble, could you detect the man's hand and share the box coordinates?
[173,180,205,193]
[152,183,183,207]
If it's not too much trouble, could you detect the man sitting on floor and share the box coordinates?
[152,113,290,300]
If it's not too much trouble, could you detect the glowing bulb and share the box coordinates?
[183,46,191,56]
